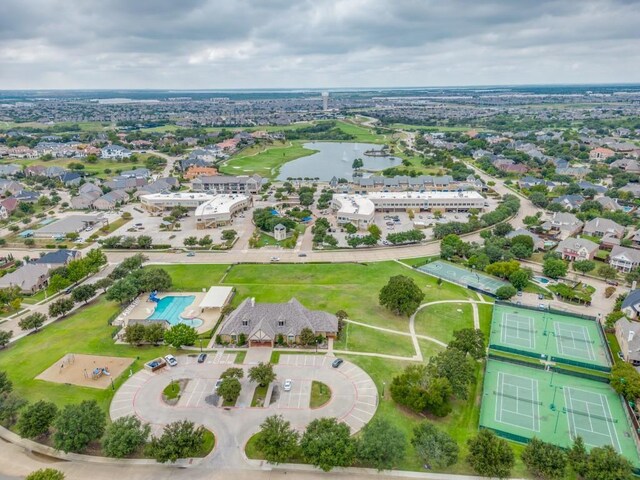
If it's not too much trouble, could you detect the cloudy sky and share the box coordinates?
[1,0,640,89]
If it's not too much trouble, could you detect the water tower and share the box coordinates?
[321,91,329,111]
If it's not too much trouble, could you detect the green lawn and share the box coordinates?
[335,121,386,144]
[419,339,445,360]
[0,298,166,412]
[414,302,473,343]
[220,141,318,178]
[163,381,181,400]
[334,322,415,357]
[477,303,494,337]
[251,384,269,407]
[310,381,331,408]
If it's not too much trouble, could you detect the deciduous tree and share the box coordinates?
[300,418,355,472]
[447,328,485,359]
[356,418,406,471]
[163,323,197,349]
[145,420,205,463]
[102,415,150,458]
[19,312,47,332]
[53,400,106,453]
[248,362,276,387]
[521,437,567,480]
[17,400,58,439]
[255,415,299,464]
[411,423,459,469]
[379,275,425,316]
[467,429,515,479]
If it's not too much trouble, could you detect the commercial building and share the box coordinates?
[331,191,486,228]
[191,174,262,194]
[34,215,104,238]
[140,192,251,228]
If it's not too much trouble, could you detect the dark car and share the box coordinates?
[197,353,207,363]
[332,358,344,368]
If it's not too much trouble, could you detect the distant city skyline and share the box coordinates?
[2,0,640,90]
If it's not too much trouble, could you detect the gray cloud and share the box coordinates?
[0,0,639,89]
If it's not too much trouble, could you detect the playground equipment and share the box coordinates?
[149,291,160,303]
[91,367,110,380]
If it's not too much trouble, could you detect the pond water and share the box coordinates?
[276,142,403,181]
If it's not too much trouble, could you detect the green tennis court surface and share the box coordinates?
[489,303,610,371]
[480,359,640,467]
[418,260,507,294]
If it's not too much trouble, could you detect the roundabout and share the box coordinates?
[110,352,378,468]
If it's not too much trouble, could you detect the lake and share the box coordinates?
[276,142,403,181]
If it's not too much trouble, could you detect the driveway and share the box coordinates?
[110,353,377,469]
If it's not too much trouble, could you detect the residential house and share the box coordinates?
[13,190,40,203]
[577,181,607,195]
[518,176,556,190]
[134,178,177,197]
[0,263,50,294]
[0,179,24,196]
[556,237,599,261]
[610,159,640,173]
[120,168,150,179]
[552,195,584,211]
[556,167,591,178]
[0,164,21,177]
[615,317,640,364]
[0,197,18,218]
[619,183,640,198]
[217,297,338,346]
[596,196,623,212]
[23,165,45,177]
[92,190,129,210]
[101,145,132,159]
[541,212,584,240]
[609,245,640,273]
[104,177,146,191]
[34,249,81,268]
[505,228,545,250]
[621,290,640,319]
[71,183,103,209]
[583,218,625,239]
[185,166,218,180]
[60,172,82,187]
[589,147,615,161]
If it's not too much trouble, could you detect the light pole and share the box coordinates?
[199,338,203,353]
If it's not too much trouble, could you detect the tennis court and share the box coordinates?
[480,359,640,467]
[489,303,610,370]
[418,260,507,294]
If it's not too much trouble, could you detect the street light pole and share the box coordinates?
[200,338,203,353]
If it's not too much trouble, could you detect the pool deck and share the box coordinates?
[124,291,219,334]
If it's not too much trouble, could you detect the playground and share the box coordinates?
[36,353,135,390]
[489,303,611,371]
[480,359,640,468]
[418,260,507,294]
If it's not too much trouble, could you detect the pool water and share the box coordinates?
[533,276,550,284]
[148,295,203,328]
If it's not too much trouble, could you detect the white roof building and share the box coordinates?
[195,194,251,229]
[199,286,234,310]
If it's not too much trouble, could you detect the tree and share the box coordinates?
[521,437,567,480]
[428,348,474,399]
[411,422,459,469]
[344,223,357,234]
[486,260,520,279]
[379,275,425,316]
[0,392,26,426]
[543,258,568,279]
[467,429,515,479]
[137,235,153,249]
[48,298,74,318]
[529,192,549,208]
[71,284,97,304]
[184,236,197,247]
[145,420,205,463]
[300,417,356,472]
[496,285,517,300]
[610,361,640,401]
[221,230,237,241]
[220,367,244,379]
[574,260,596,275]
[367,224,382,240]
[0,371,12,395]
[94,278,113,292]
[299,327,316,346]
[144,322,165,345]
[447,328,485,359]
[510,242,533,259]
[585,445,633,480]
[255,415,299,464]
[25,469,65,480]
[357,417,406,471]
[102,415,150,458]
[53,400,106,453]
[389,364,452,416]
[17,400,58,439]
[0,330,12,348]
[568,437,588,478]
[163,323,197,349]
[19,312,47,333]
[509,269,530,290]
[248,362,276,387]
[597,264,619,281]
[124,323,146,346]
[217,377,241,404]
[493,222,514,237]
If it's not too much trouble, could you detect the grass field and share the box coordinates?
[0,298,166,411]
[0,121,112,132]
[0,156,153,179]
[310,381,331,408]
[335,120,386,144]
[414,302,473,343]
[219,141,318,178]
[334,322,415,357]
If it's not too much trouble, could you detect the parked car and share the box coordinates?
[186,251,195,257]
[214,379,223,391]
[517,291,523,297]
[298,253,307,257]
[197,353,207,363]
[164,354,178,367]
[283,379,292,391]
[538,304,548,310]
[332,358,344,368]
[606,279,619,286]
[270,257,280,262]
[538,293,544,300]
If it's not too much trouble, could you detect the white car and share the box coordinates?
[214,379,223,392]
[271,257,280,262]
[164,354,178,367]
[283,379,292,391]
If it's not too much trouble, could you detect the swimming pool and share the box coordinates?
[147,295,203,328]
[533,276,551,285]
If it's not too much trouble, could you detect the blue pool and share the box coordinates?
[533,276,551,285]
[148,295,203,328]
